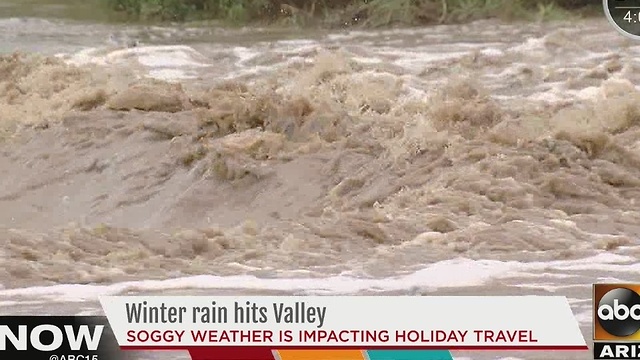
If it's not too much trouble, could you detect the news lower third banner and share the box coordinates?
[0,296,588,360]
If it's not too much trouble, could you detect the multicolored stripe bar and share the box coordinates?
[186,348,454,360]
[366,350,453,360]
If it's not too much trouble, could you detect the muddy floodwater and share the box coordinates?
[0,2,639,359]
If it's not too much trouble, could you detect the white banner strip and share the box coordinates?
[99,296,587,349]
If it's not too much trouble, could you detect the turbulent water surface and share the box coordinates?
[0,3,639,359]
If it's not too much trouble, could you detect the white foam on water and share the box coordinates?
[526,90,565,103]
[0,300,52,307]
[507,272,578,279]
[572,86,602,101]
[76,310,102,316]
[545,253,634,265]
[56,47,102,65]
[596,277,626,283]
[326,33,356,41]
[513,283,586,292]
[0,258,515,301]
[233,46,260,65]
[223,65,278,80]
[444,42,503,50]
[479,48,505,58]
[390,51,470,71]
[553,262,640,272]
[567,298,591,305]
[275,39,318,46]
[573,310,593,325]
[135,46,211,68]
[275,44,320,56]
[0,252,634,303]
[61,45,211,67]
[352,56,383,64]
[508,37,546,55]
[59,45,212,81]
[149,69,198,82]
[385,48,468,62]
[0,301,19,306]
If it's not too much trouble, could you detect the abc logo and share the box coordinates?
[597,287,640,337]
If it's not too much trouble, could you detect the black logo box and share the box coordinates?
[0,316,135,359]
[594,342,640,360]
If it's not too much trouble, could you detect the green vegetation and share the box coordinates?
[103,0,597,25]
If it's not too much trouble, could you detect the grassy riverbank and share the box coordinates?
[104,0,599,25]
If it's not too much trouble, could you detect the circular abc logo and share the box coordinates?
[597,287,640,337]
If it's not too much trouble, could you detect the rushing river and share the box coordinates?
[0,1,639,359]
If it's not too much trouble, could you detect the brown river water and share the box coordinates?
[0,2,639,359]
